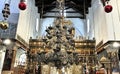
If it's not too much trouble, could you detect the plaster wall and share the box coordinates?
[88,0,120,45]
[0,46,6,74]
[16,0,40,43]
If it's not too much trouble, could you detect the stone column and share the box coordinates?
[0,45,6,74]
[10,44,18,71]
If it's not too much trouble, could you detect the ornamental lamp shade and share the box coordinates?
[104,5,113,13]
[18,2,26,10]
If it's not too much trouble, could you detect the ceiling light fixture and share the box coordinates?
[113,42,120,48]
[3,39,11,45]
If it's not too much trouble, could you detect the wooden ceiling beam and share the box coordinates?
[41,15,84,19]
[35,0,91,18]
[41,11,80,13]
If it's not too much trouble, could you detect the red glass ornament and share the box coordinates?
[18,2,26,10]
[104,5,113,13]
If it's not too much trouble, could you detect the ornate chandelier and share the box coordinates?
[36,0,78,69]
[27,0,96,73]
[38,17,76,69]
[26,0,80,70]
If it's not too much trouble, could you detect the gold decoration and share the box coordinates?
[0,21,9,30]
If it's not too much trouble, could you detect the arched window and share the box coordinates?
[19,53,27,65]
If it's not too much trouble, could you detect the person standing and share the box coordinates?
[100,64,107,74]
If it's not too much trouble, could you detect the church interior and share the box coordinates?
[0,0,120,74]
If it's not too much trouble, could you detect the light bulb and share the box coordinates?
[3,39,11,45]
[113,42,120,48]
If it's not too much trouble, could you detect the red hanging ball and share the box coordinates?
[104,5,113,13]
[18,2,26,10]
